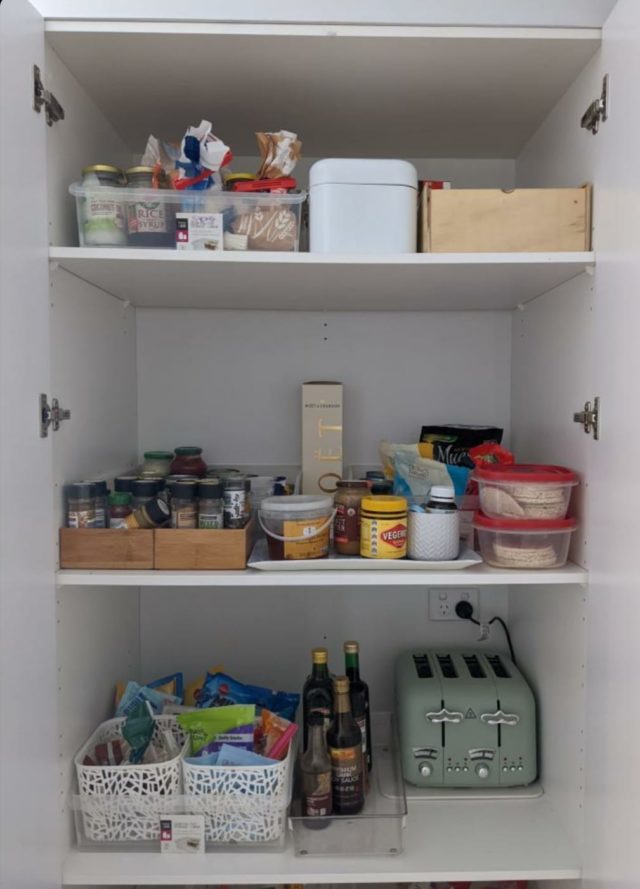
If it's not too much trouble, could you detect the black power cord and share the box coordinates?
[455,600,517,665]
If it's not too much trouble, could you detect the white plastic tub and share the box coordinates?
[474,513,577,569]
[69,183,306,251]
[259,494,334,560]
[474,464,578,519]
[309,158,418,253]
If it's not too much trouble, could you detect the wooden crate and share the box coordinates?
[420,185,592,253]
[59,528,154,569]
[154,518,255,570]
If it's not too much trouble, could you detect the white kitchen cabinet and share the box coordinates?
[0,3,638,888]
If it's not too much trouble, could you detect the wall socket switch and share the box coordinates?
[429,587,479,621]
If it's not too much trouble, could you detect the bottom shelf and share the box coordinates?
[63,794,580,884]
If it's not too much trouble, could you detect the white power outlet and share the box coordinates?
[429,587,479,621]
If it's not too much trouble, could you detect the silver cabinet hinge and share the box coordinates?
[33,64,65,126]
[581,74,608,135]
[573,396,600,440]
[40,394,71,438]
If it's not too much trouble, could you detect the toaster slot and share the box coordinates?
[436,653,457,678]
[412,654,433,678]
[487,654,511,678]
[463,654,486,678]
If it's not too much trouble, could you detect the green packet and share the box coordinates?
[177,704,255,755]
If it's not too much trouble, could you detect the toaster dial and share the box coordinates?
[418,761,433,778]
[475,763,491,779]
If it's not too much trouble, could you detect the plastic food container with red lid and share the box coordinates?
[473,464,578,520]
[474,512,577,570]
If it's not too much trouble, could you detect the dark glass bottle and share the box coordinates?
[302,647,333,751]
[301,712,333,819]
[327,675,365,816]
[345,640,372,773]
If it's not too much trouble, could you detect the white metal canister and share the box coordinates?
[309,158,418,254]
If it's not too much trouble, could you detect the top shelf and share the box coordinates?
[50,249,595,311]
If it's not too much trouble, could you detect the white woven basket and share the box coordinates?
[182,741,294,845]
[75,716,185,842]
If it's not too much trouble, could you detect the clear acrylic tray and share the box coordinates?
[288,713,407,856]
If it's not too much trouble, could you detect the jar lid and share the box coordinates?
[68,482,96,498]
[225,172,257,183]
[86,479,109,496]
[114,475,138,493]
[223,475,247,489]
[344,641,359,653]
[337,480,369,489]
[473,464,578,485]
[174,446,203,456]
[199,480,223,498]
[429,485,455,500]
[169,481,197,499]
[145,476,166,491]
[82,164,123,175]
[126,166,155,175]
[144,498,170,525]
[365,471,385,480]
[261,494,333,513]
[131,478,159,496]
[109,492,132,506]
[144,450,174,460]
[473,512,578,531]
[361,495,408,513]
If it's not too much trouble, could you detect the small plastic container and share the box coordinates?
[474,464,578,520]
[259,495,335,561]
[474,513,577,569]
[69,183,306,251]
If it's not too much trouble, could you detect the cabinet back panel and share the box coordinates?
[136,309,512,465]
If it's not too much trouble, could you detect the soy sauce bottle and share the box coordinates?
[302,647,333,751]
[301,712,333,819]
[327,676,365,816]
[344,641,372,773]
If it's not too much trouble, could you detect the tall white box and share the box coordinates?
[302,382,343,495]
[309,158,418,254]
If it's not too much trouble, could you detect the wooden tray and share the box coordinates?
[154,518,255,570]
[59,528,154,570]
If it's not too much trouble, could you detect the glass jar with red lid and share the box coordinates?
[170,446,207,478]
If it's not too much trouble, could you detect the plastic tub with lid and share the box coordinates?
[473,464,578,520]
[309,159,418,254]
[474,513,577,570]
[259,495,335,561]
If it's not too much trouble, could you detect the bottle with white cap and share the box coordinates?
[425,486,457,514]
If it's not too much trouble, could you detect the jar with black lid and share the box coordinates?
[169,481,198,529]
[198,480,224,529]
[114,475,138,494]
[125,166,174,247]
[67,482,96,528]
[92,480,109,528]
[223,476,250,528]
[131,478,159,510]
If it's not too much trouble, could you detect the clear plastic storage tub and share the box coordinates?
[474,464,578,520]
[69,183,307,251]
[474,513,577,569]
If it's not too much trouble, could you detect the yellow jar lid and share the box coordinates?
[225,172,257,183]
[361,495,407,513]
[82,164,123,175]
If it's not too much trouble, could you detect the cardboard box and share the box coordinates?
[59,528,154,569]
[302,381,343,495]
[175,212,224,250]
[154,518,255,570]
[420,185,592,253]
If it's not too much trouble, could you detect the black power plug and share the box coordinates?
[455,600,476,621]
[455,599,518,665]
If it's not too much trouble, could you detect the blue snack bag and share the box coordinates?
[197,672,300,721]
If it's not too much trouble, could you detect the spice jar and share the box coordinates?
[92,480,109,528]
[170,447,207,478]
[169,481,198,529]
[198,480,224,529]
[360,495,408,559]
[114,475,138,494]
[67,482,96,528]
[223,475,250,528]
[141,451,174,478]
[126,166,174,248]
[108,492,133,529]
[124,497,170,529]
[365,471,393,495]
[80,164,127,246]
[334,480,369,555]
[131,478,159,510]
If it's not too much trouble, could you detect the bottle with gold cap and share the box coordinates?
[344,640,372,773]
[302,647,333,751]
[327,675,365,816]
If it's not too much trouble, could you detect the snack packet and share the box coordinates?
[419,425,504,468]
[197,671,300,721]
[256,130,301,179]
[115,681,181,718]
[215,744,277,767]
[177,704,255,756]
[122,701,155,764]
[184,664,224,706]
[259,709,297,759]
[175,120,232,190]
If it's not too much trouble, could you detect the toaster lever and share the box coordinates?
[425,708,464,724]
[480,710,520,726]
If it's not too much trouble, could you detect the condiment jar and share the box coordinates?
[334,480,369,555]
[92,480,109,528]
[131,478,159,510]
[360,495,408,559]
[80,164,127,246]
[141,451,174,478]
[108,492,133,529]
[170,447,207,478]
[223,475,250,528]
[426,486,457,513]
[114,475,138,494]
[365,471,393,495]
[67,482,96,528]
[169,481,198,529]
[124,497,170,529]
[125,166,174,248]
[198,480,224,529]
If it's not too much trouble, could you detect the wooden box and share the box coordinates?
[154,518,255,570]
[59,528,154,569]
[420,185,592,253]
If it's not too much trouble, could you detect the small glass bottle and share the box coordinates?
[170,447,207,478]
[67,482,96,528]
[108,492,133,529]
[131,478,159,510]
[170,481,198,529]
[124,497,170,529]
[198,480,224,529]
[425,486,457,513]
[301,712,333,819]
[344,641,372,773]
[141,451,174,478]
[223,475,248,528]
[327,676,365,816]
[302,647,333,750]
[92,480,109,528]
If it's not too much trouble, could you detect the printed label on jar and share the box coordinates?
[109,517,129,530]
[329,745,364,809]
[334,502,360,545]
[198,512,224,529]
[172,507,198,529]
[361,516,407,559]
[127,202,168,234]
[67,510,94,528]
[93,507,106,529]
[302,771,332,817]
[223,490,246,526]
[283,517,329,560]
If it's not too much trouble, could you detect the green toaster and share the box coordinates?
[396,650,537,788]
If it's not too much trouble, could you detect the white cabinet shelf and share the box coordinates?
[56,561,587,587]
[50,248,595,311]
[62,795,580,884]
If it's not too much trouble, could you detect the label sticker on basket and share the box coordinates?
[160,814,205,854]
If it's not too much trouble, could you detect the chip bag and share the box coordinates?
[177,704,255,756]
[197,671,300,721]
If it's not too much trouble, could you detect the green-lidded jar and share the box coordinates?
[170,447,207,478]
[141,450,174,479]
[108,492,133,529]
